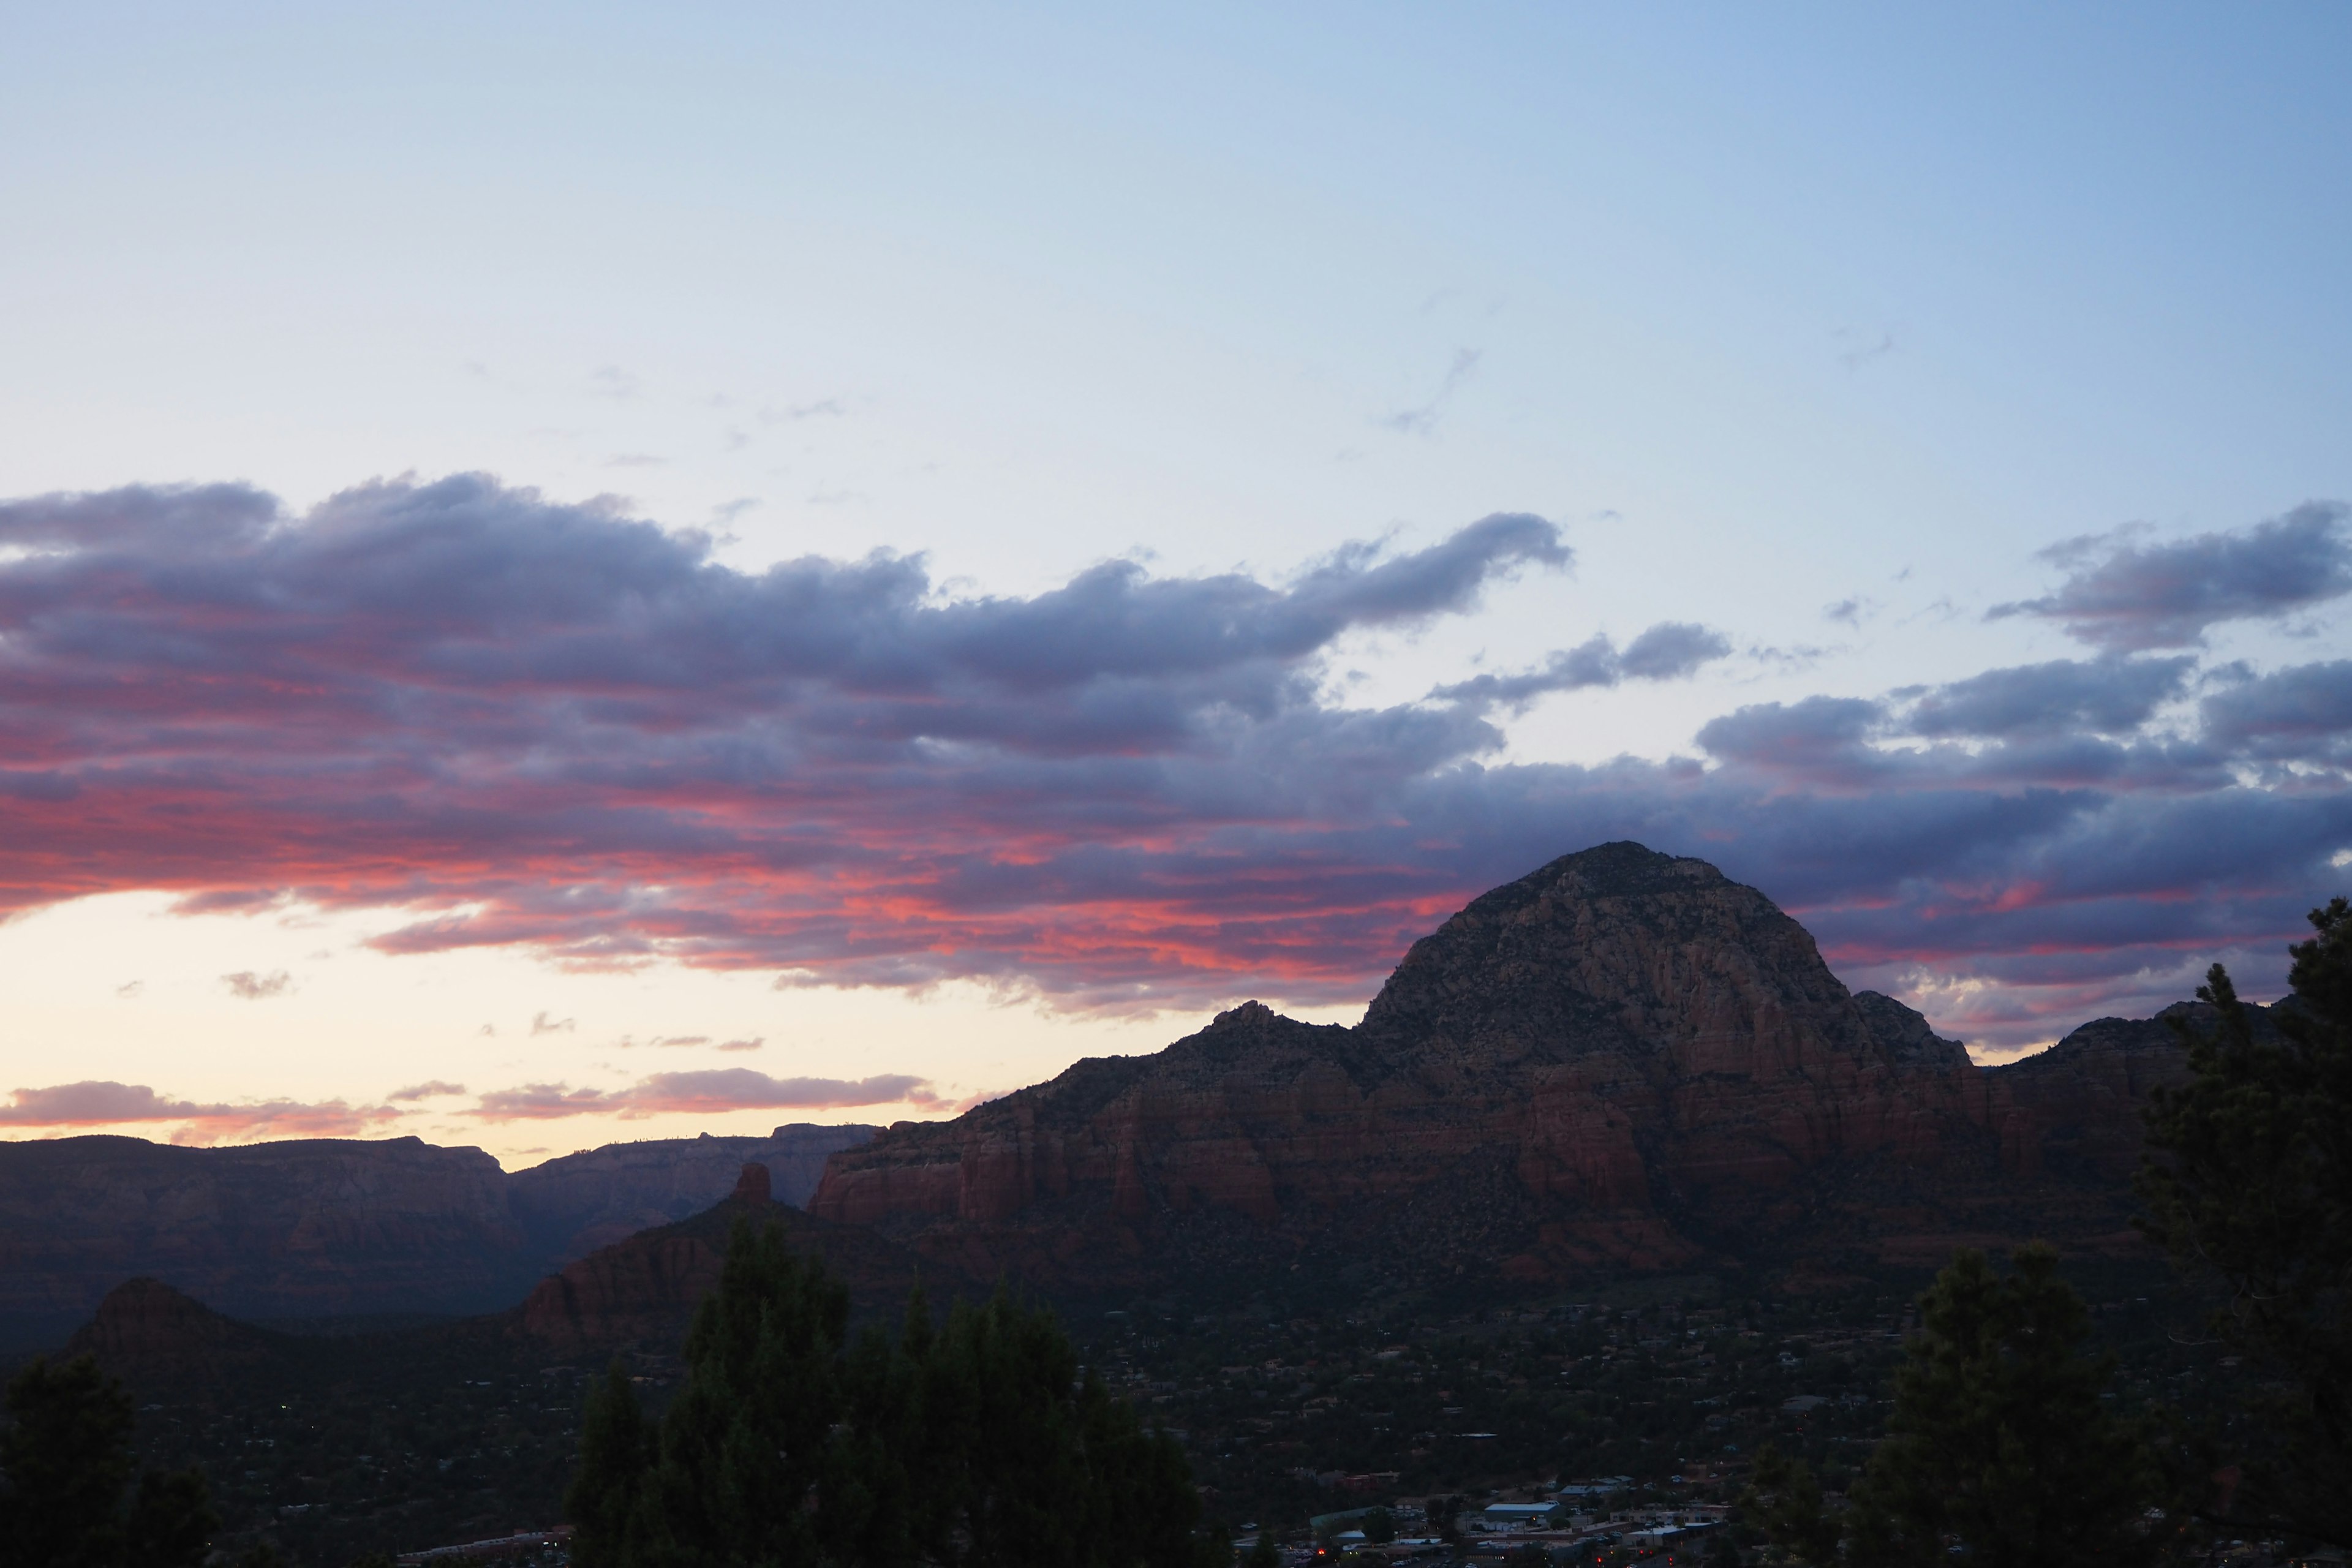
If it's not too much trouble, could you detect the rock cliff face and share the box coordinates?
[0,1123,881,1343]
[516,1164,948,1354]
[59,1276,292,1387]
[507,1123,878,1268]
[810,842,2205,1294]
[0,1135,524,1331]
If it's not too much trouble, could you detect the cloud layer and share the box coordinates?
[0,1080,399,1142]
[0,476,2345,1051]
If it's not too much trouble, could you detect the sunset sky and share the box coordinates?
[2,4,2348,1164]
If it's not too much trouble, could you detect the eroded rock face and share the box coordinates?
[59,1276,287,1385]
[810,843,2000,1291]
[517,1164,945,1354]
[0,1125,884,1338]
[506,1123,877,1268]
[0,1136,525,1324]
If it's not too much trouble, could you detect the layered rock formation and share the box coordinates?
[0,1135,524,1333]
[810,842,2216,1294]
[516,1163,950,1354]
[59,1276,294,1387]
[0,1123,880,1342]
[507,1123,878,1267]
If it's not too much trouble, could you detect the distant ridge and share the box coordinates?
[0,1123,879,1344]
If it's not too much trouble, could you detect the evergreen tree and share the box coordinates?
[1847,1246,2153,1567]
[2139,897,2352,1545]
[0,1353,216,1568]
[568,1218,1210,1567]
[1745,1247,2154,1568]
[1736,1444,1839,1566]
[567,1363,654,1568]
[1242,1529,1282,1568]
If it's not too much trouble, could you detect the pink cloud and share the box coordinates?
[469,1068,938,1121]
[0,1080,403,1142]
[0,476,2340,1048]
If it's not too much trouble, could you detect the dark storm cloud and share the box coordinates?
[0,475,2345,1048]
[1989,502,2352,650]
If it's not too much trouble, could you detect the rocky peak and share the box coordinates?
[1853,990,1973,1072]
[1357,840,1876,1080]
[61,1277,284,1383]
[729,1162,774,1205]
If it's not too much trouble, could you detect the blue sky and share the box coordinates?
[1,4,2347,1161]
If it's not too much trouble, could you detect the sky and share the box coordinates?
[1,3,2348,1166]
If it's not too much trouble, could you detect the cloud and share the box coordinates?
[530,1012,575,1036]
[1381,348,1481,435]
[0,1080,400,1142]
[2198,658,2352,764]
[1431,622,1730,712]
[1988,502,2352,650]
[0,475,2345,1048]
[388,1080,467,1101]
[715,1037,763,1052]
[1822,597,1874,628]
[221,969,293,1000]
[469,1068,936,1121]
[1902,656,2194,738]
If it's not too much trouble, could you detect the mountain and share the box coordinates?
[507,1124,878,1266]
[513,1163,956,1355]
[0,1123,878,1346]
[809,842,2223,1298]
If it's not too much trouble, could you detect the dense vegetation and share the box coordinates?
[0,1352,216,1567]
[567,1218,1210,1568]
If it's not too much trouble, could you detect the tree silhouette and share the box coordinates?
[2140,896,2352,1545]
[569,1217,1210,1567]
[1745,1246,2154,1567]
[0,1354,216,1568]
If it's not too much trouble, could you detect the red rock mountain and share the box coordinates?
[810,842,2218,1294]
[515,1163,956,1355]
[0,1124,880,1344]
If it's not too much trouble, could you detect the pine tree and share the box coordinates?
[1744,1247,2154,1568]
[0,1353,216,1568]
[567,1218,1211,1567]
[1848,1246,2154,1567]
[2139,897,2352,1545]
[566,1363,652,1568]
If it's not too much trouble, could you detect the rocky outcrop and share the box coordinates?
[809,842,2228,1294]
[0,1135,525,1328]
[809,844,2001,1291]
[59,1276,291,1386]
[516,1163,948,1354]
[507,1123,878,1268]
[0,1123,881,1340]
[1978,1001,2275,1182]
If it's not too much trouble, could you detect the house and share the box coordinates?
[1474,1502,1562,1531]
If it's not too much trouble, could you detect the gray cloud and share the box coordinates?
[1431,621,1730,712]
[1989,502,2352,650]
[388,1080,467,1102]
[1902,656,2195,739]
[221,969,293,1000]
[2199,658,2352,764]
[1381,348,1481,435]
